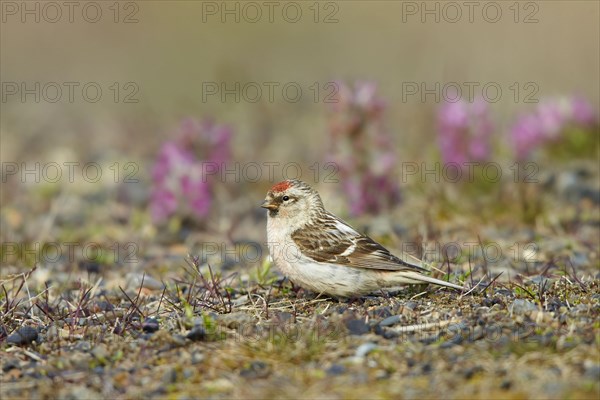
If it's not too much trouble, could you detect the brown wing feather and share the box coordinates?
[291,213,428,273]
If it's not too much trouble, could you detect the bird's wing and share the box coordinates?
[291,213,428,273]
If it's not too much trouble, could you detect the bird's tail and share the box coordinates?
[395,271,465,291]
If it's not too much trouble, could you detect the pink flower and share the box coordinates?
[437,97,494,167]
[327,81,400,216]
[151,142,195,184]
[150,118,232,223]
[510,96,597,159]
[149,188,177,223]
[572,96,597,126]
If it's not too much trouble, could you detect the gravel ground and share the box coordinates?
[1,163,599,399]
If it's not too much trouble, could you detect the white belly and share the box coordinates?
[266,216,381,297]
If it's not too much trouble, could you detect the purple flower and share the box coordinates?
[149,188,178,223]
[151,142,194,184]
[150,118,232,223]
[327,81,400,216]
[181,167,212,218]
[437,97,494,167]
[571,96,597,126]
[177,118,232,165]
[510,96,597,159]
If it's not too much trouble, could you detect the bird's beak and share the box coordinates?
[261,199,278,211]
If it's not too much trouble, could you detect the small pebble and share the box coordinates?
[440,336,462,348]
[336,305,349,314]
[355,342,378,358]
[274,311,293,323]
[239,361,270,379]
[2,360,20,372]
[379,315,401,327]
[510,299,538,315]
[74,341,92,352]
[94,301,114,311]
[142,317,160,333]
[183,368,194,380]
[45,325,59,340]
[381,330,399,340]
[530,276,551,285]
[370,307,392,319]
[345,319,370,335]
[584,361,600,380]
[78,261,101,274]
[91,345,108,362]
[7,326,38,345]
[186,325,207,341]
[326,364,346,376]
[191,352,205,365]
[232,295,249,306]
[162,367,177,384]
[218,312,254,329]
[463,366,483,379]
[494,289,513,297]
[126,273,165,290]
[375,369,390,380]
[482,297,503,307]
[171,334,187,346]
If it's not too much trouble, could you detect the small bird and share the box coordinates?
[261,179,464,298]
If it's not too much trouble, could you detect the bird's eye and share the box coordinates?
[282,196,290,201]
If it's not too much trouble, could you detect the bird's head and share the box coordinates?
[261,179,324,223]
